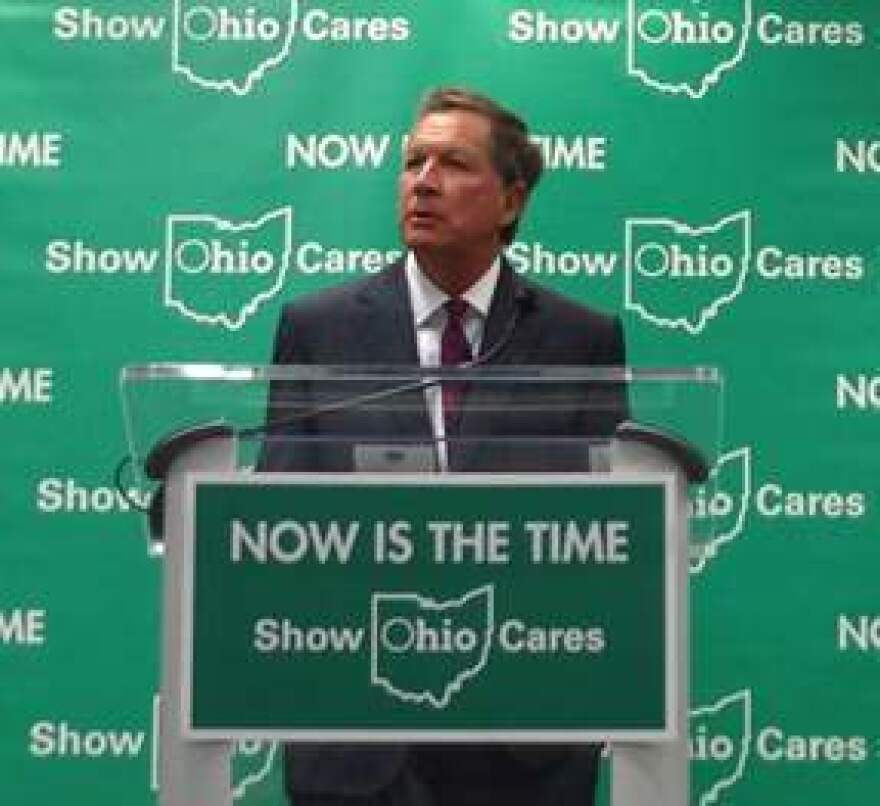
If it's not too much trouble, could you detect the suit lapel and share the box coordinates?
[454,262,535,463]
[478,259,520,366]
[356,261,432,438]
[355,261,419,364]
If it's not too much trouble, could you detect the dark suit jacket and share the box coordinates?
[261,259,627,474]
[259,258,628,798]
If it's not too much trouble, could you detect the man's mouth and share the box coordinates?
[408,210,440,223]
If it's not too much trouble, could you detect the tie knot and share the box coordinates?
[445,298,469,321]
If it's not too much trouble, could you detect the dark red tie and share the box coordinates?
[440,298,472,433]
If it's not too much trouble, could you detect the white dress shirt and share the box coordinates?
[404,251,501,468]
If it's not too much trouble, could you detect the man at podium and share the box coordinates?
[262,87,628,806]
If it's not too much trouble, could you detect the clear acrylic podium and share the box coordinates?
[120,364,722,806]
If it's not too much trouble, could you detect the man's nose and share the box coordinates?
[413,156,440,191]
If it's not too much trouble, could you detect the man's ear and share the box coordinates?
[501,180,527,228]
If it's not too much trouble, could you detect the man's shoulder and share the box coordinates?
[519,273,620,331]
[510,271,625,363]
[279,261,403,321]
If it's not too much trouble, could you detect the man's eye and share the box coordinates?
[404,155,424,170]
[445,155,472,170]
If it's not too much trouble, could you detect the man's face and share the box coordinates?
[398,110,523,258]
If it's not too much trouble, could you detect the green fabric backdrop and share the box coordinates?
[1,1,878,803]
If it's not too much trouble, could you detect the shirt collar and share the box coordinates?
[404,251,501,326]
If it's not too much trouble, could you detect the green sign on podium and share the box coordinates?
[182,473,678,742]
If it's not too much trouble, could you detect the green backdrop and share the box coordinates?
[1,1,878,803]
